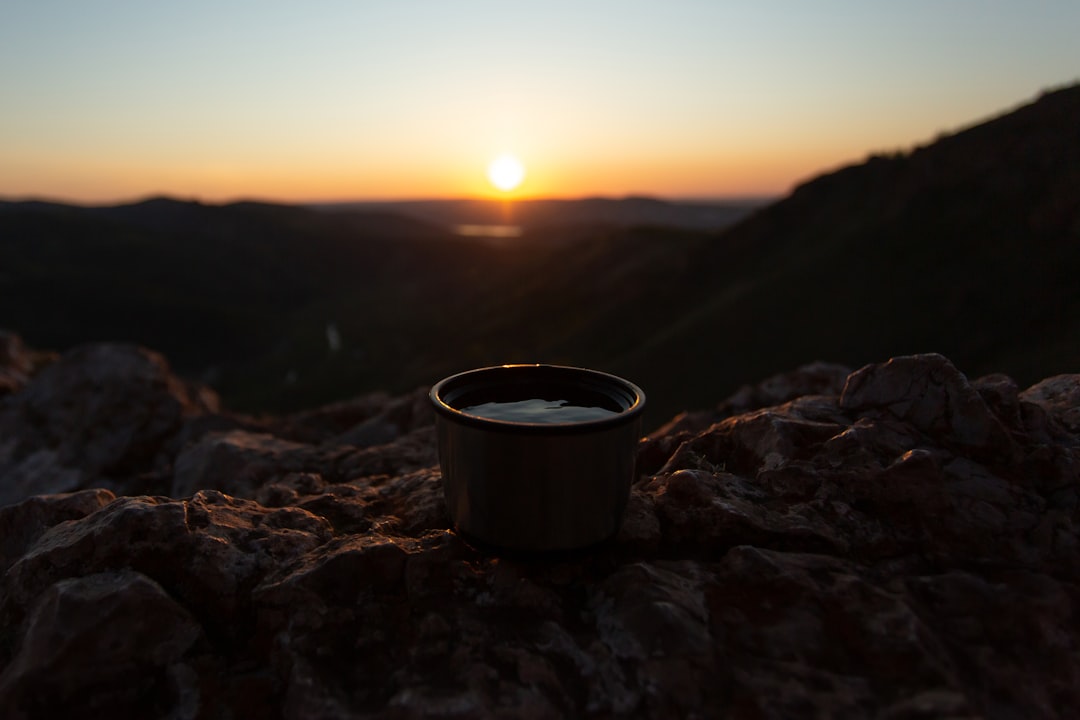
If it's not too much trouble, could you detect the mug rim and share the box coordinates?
[430,364,646,435]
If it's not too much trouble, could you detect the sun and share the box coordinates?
[487,154,525,192]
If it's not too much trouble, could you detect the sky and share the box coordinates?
[1,0,1077,203]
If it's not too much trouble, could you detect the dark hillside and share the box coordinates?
[0,198,627,410]
[612,84,1080,417]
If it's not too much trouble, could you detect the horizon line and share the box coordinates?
[0,191,783,209]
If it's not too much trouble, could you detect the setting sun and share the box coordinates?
[487,154,525,193]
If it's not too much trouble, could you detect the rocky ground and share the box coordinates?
[0,331,1077,718]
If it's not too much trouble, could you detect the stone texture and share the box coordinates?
[1022,374,1080,434]
[0,332,42,397]
[0,489,116,574]
[1,337,1079,718]
[839,353,1015,454]
[0,344,219,506]
[172,430,314,499]
[0,570,203,719]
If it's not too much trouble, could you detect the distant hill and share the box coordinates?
[309,196,771,233]
[0,196,529,407]
[2,84,1077,425]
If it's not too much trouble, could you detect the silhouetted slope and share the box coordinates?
[610,84,1080,417]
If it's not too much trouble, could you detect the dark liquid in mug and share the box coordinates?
[461,397,620,423]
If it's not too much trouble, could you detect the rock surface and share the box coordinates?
[0,339,1078,718]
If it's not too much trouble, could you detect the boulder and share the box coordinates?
[0,332,42,397]
[0,339,1078,718]
[0,570,203,718]
[1021,374,1080,434]
[0,343,219,505]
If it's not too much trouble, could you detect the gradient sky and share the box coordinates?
[1,0,1077,203]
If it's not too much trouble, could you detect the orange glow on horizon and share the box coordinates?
[2,3,1075,207]
[0,131,909,205]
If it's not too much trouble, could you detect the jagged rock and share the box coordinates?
[337,426,438,480]
[271,387,434,447]
[1,339,1079,718]
[172,430,315,499]
[1022,374,1080,434]
[0,448,84,512]
[0,570,203,718]
[839,353,1014,454]
[0,489,116,574]
[0,344,219,505]
[719,360,853,417]
[0,332,41,397]
[639,361,852,477]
